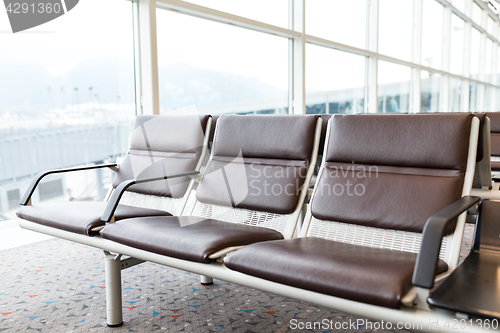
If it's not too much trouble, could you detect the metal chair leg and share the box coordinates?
[104,251,123,327]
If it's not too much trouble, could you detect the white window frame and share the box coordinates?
[129,0,500,115]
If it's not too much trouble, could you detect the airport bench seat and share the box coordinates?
[18,113,487,331]
[98,114,320,261]
[17,201,172,236]
[225,237,448,309]
[227,113,479,312]
[100,216,283,263]
[16,114,211,236]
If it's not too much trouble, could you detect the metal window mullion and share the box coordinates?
[491,43,498,110]
[291,0,305,114]
[478,29,487,111]
[462,8,472,111]
[288,0,294,114]
[441,4,452,112]
[132,1,143,115]
[138,0,160,115]
[367,0,379,113]
[411,0,423,113]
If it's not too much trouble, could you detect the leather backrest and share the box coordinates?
[196,114,318,215]
[486,113,500,156]
[311,113,473,233]
[112,115,210,198]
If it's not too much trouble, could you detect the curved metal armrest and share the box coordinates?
[412,195,480,289]
[20,163,118,206]
[101,171,200,223]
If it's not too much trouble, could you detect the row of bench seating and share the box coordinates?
[15,112,496,331]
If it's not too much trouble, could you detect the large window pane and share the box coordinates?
[497,88,500,111]
[470,28,481,80]
[485,38,493,84]
[378,61,411,113]
[472,3,482,26]
[180,0,288,28]
[306,0,366,49]
[157,10,288,115]
[422,0,444,69]
[306,45,365,114]
[421,70,441,112]
[484,85,493,111]
[450,15,465,75]
[379,0,413,62]
[497,45,500,85]
[487,16,495,36]
[450,77,462,112]
[452,0,465,13]
[0,0,135,217]
[469,82,478,112]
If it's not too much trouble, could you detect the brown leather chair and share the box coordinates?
[99,114,321,263]
[17,115,211,236]
[225,113,479,310]
[486,112,500,172]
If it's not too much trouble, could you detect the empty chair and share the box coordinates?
[17,115,211,236]
[99,114,321,264]
[226,113,479,310]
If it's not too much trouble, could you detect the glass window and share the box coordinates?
[379,0,413,62]
[470,28,481,80]
[450,15,465,75]
[487,16,495,36]
[156,9,288,115]
[497,88,500,111]
[485,38,493,84]
[306,45,365,114]
[497,45,500,85]
[450,77,462,112]
[484,85,493,111]
[306,0,367,49]
[0,0,135,217]
[180,0,288,29]
[472,2,482,26]
[469,82,478,112]
[452,0,465,13]
[421,70,441,112]
[378,61,411,113]
[422,0,444,69]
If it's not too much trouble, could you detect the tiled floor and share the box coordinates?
[0,238,418,333]
[0,220,476,332]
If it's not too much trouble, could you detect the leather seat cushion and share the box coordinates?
[17,202,172,236]
[100,216,284,263]
[225,237,448,309]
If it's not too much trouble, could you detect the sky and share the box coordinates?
[0,0,133,76]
